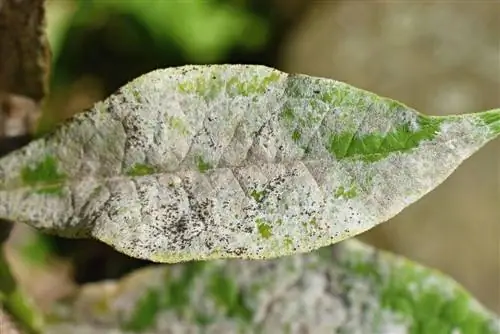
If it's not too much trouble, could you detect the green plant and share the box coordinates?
[0,64,498,262]
[0,64,499,333]
[1,2,499,332]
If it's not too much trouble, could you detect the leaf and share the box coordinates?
[0,64,498,262]
[45,240,500,334]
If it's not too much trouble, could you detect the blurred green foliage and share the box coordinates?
[46,0,272,98]
[89,0,269,62]
[19,233,54,266]
[40,0,278,134]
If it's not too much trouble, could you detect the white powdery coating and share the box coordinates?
[47,240,499,334]
[47,241,412,334]
[0,65,495,262]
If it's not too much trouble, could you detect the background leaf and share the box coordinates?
[46,240,500,333]
[0,65,497,263]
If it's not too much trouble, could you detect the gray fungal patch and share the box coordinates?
[0,65,496,262]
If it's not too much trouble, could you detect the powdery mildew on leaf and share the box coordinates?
[46,240,500,334]
[0,65,498,262]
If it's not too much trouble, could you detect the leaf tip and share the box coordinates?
[477,108,500,136]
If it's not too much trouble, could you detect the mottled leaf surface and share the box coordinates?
[0,65,498,262]
[46,240,500,334]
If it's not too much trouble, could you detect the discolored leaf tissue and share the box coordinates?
[0,65,498,262]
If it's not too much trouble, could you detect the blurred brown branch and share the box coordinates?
[0,0,51,332]
[0,0,50,102]
[0,0,50,231]
[0,0,49,146]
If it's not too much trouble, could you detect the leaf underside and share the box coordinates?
[0,64,498,262]
[47,240,500,334]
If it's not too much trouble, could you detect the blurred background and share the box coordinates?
[4,0,499,315]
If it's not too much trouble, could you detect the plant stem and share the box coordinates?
[0,243,44,334]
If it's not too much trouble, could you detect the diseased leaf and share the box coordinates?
[46,240,500,334]
[0,65,498,262]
